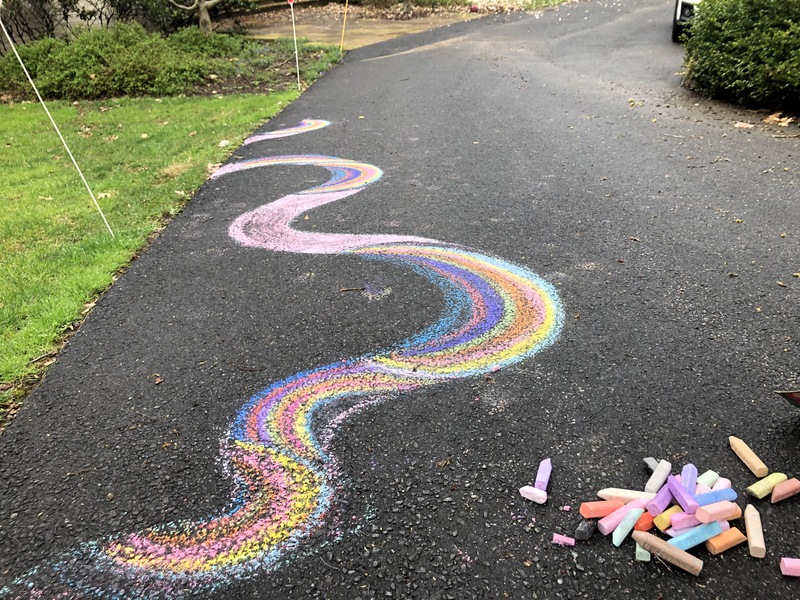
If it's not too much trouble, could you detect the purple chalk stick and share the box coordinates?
[681,464,698,495]
[535,458,552,491]
[667,475,699,514]
[646,482,674,517]
[694,488,738,506]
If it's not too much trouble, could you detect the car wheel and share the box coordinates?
[672,20,683,43]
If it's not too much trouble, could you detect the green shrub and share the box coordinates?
[684,0,800,109]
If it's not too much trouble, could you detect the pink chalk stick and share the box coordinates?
[535,458,552,491]
[598,498,650,535]
[681,464,698,495]
[780,557,800,577]
[647,482,674,517]
[520,486,547,504]
[552,533,576,547]
[667,475,699,514]
[712,478,732,491]
[671,513,702,530]
[696,501,740,524]
[695,482,712,495]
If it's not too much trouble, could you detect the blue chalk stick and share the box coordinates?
[681,464,698,495]
[668,521,723,551]
[694,488,738,506]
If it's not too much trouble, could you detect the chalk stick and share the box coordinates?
[579,500,624,519]
[631,531,703,576]
[574,519,597,541]
[647,483,674,517]
[671,512,701,530]
[744,505,765,558]
[695,482,712,495]
[712,477,732,491]
[695,488,738,506]
[635,542,651,562]
[681,464,698,495]
[669,521,724,551]
[598,498,650,535]
[535,458,552,491]
[696,470,719,488]
[780,557,800,577]
[633,510,656,532]
[612,508,644,547]
[643,457,660,473]
[705,526,746,555]
[696,500,741,524]
[653,505,682,531]
[552,533,575,546]
[644,459,672,494]
[520,486,547,504]
[667,475,699,514]
[729,436,769,477]
[597,488,656,503]
[771,477,800,503]
[747,473,787,499]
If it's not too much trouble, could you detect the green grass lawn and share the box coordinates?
[0,91,300,420]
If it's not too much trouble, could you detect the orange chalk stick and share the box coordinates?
[579,500,624,519]
[633,511,656,532]
[705,526,747,555]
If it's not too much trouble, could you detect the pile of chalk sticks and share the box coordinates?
[519,435,800,577]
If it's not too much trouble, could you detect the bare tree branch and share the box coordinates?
[168,0,199,11]
[205,0,227,9]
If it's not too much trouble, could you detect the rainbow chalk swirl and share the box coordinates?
[5,119,563,598]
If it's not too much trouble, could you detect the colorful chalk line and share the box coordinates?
[3,119,564,598]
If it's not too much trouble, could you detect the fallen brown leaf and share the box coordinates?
[734,122,754,129]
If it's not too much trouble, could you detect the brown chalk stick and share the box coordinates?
[705,526,747,555]
[631,531,703,576]
[729,436,769,477]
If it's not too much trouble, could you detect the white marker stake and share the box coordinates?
[288,0,301,91]
[0,11,114,238]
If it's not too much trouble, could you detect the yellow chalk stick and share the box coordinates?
[729,436,768,477]
[746,473,787,500]
[653,506,683,531]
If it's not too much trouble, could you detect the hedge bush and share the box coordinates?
[684,0,800,109]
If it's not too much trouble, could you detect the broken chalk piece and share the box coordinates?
[705,526,747,555]
[681,464,698,495]
[535,458,552,491]
[771,477,800,503]
[631,531,703,576]
[695,482,712,495]
[744,505,766,559]
[747,473,788,500]
[643,457,660,473]
[780,557,800,577]
[647,483,674,517]
[644,459,672,494]
[633,510,656,532]
[695,488,738,506]
[667,475,699,514]
[671,512,701,530]
[635,542,651,562]
[712,477,732,491]
[654,505,683,531]
[552,533,576,546]
[696,500,742,524]
[574,519,597,541]
[612,508,644,547]
[520,486,547,504]
[597,488,656,503]
[668,521,724,551]
[579,500,624,519]
[729,436,769,477]
[598,498,650,535]
[696,470,720,488]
